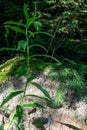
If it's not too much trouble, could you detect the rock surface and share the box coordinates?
[0,71,87,130]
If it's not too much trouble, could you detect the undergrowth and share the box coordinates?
[48,65,86,105]
[0,4,59,130]
[0,2,87,130]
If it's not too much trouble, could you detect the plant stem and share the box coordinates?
[22,27,30,98]
[6,27,30,130]
[26,28,30,74]
[6,111,16,130]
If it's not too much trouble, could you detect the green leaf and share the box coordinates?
[26,17,37,29]
[23,3,29,21]
[0,124,4,130]
[31,54,62,65]
[27,76,36,84]
[29,31,53,38]
[4,20,23,26]
[34,21,42,31]
[0,90,24,107]
[14,119,24,130]
[0,47,17,52]
[39,32,53,38]
[0,106,10,111]
[17,40,27,51]
[29,44,47,53]
[27,94,52,102]
[5,25,25,35]
[21,102,44,108]
[0,47,26,53]
[30,82,51,99]
[15,105,23,123]
[15,65,28,77]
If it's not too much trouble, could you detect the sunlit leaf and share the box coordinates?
[14,119,24,130]
[0,90,24,107]
[27,94,52,102]
[21,102,44,108]
[15,105,23,123]
[30,82,51,99]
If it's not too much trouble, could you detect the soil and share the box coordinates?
[0,70,87,130]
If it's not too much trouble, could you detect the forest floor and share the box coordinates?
[0,70,87,130]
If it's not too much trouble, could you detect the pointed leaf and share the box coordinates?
[4,20,23,26]
[26,17,37,29]
[31,54,62,65]
[27,75,36,84]
[21,102,44,108]
[14,119,24,130]
[5,25,25,35]
[15,105,23,123]
[0,90,24,107]
[30,82,51,99]
[17,40,27,51]
[29,31,53,38]
[27,94,52,102]
[23,3,29,21]
[29,44,47,53]
[0,47,17,52]
[40,32,53,38]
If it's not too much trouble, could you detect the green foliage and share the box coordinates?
[15,105,23,123]
[0,1,87,129]
[13,119,24,130]
[30,82,51,99]
[55,87,65,106]
[58,68,85,96]
[0,125,4,130]
[21,103,44,108]
[83,96,87,103]
[0,57,18,83]
[0,4,55,130]
[0,90,24,107]
[49,66,86,96]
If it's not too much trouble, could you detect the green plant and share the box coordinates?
[54,86,65,106]
[48,65,86,104]
[58,68,86,96]
[0,125,4,130]
[0,4,61,130]
[83,96,87,103]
